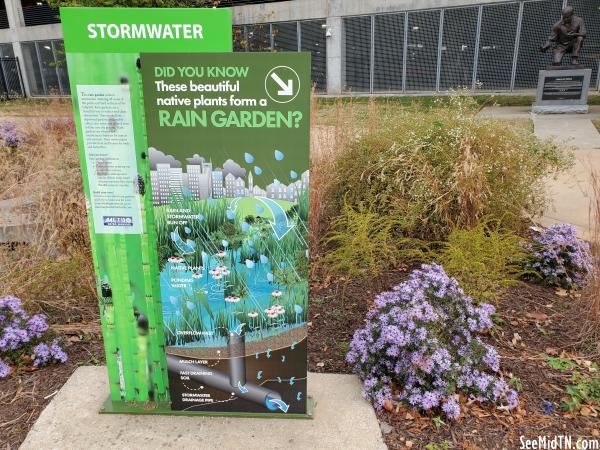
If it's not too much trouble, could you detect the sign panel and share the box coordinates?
[140,52,310,414]
[62,8,232,404]
[542,75,585,101]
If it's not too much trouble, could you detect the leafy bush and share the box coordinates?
[327,95,571,240]
[526,224,592,290]
[436,218,528,303]
[346,264,518,420]
[320,201,425,280]
[0,295,67,378]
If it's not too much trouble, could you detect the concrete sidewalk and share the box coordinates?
[20,366,387,450]
[478,106,600,239]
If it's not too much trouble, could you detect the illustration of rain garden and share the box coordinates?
[154,174,308,348]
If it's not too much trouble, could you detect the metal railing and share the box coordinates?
[0,57,24,99]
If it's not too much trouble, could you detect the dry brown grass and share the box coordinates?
[0,100,96,322]
[580,170,600,356]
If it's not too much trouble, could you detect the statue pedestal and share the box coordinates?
[532,67,592,114]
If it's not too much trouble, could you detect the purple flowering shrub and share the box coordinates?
[526,224,592,290]
[346,264,518,420]
[0,122,22,148]
[0,295,67,378]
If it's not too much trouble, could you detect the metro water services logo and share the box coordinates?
[103,216,134,227]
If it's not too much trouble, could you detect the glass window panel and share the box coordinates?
[233,25,246,52]
[440,7,478,90]
[476,3,519,91]
[0,58,23,97]
[515,0,563,89]
[21,41,44,96]
[53,40,70,95]
[300,20,327,92]
[406,10,440,91]
[373,13,404,92]
[37,40,59,95]
[568,0,600,85]
[246,23,271,52]
[0,43,14,58]
[273,22,298,52]
[344,16,371,92]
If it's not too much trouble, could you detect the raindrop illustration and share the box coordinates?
[248,240,254,247]
[255,204,265,214]
[197,214,204,222]
[294,304,303,314]
[226,209,235,220]
[170,296,178,305]
[260,254,269,264]
[222,240,229,249]
[245,259,255,269]
[242,222,250,232]
[274,179,281,187]
[244,152,254,164]
[254,166,262,175]
[281,261,287,268]
[186,301,195,311]
[274,150,284,161]
[184,226,191,234]
[267,272,274,282]
[290,170,298,179]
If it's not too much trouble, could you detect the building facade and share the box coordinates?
[1,0,599,97]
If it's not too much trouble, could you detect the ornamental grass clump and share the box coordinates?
[327,95,571,240]
[526,224,592,290]
[346,264,518,420]
[0,295,67,378]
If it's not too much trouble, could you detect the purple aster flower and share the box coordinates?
[347,264,517,420]
[0,358,11,378]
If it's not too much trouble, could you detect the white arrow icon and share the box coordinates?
[270,72,294,96]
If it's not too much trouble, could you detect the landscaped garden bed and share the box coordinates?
[1,97,599,449]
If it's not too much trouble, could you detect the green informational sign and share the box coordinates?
[61,7,232,406]
[140,52,310,414]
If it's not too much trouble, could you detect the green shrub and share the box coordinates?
[435,218,528,303]
[327,95,571,240]
[320,201,425,280]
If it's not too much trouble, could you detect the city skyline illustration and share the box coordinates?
[149,148,309,206]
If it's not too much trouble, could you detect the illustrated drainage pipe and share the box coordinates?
[166,331,287,412]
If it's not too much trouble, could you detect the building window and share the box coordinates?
[475,3,520,91]
[21,40,69,96]
[300,20,326,92]
[237,19,327,92]
[21,0,60,27]
[273,22,298,52]
[0,43,14,58]
[343,16,371,92]
[373,13,404,92]
[405,9,441,91]
[0,1,9,29]
[440,7,479,90]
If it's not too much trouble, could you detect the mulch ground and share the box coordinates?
[3,269,599,449]
[1,330,105,449]
[309,268,600,450]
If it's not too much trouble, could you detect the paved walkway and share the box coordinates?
[20,366,387,450]
[479,106,600,239]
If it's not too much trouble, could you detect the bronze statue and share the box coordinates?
[540,6,587,65]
